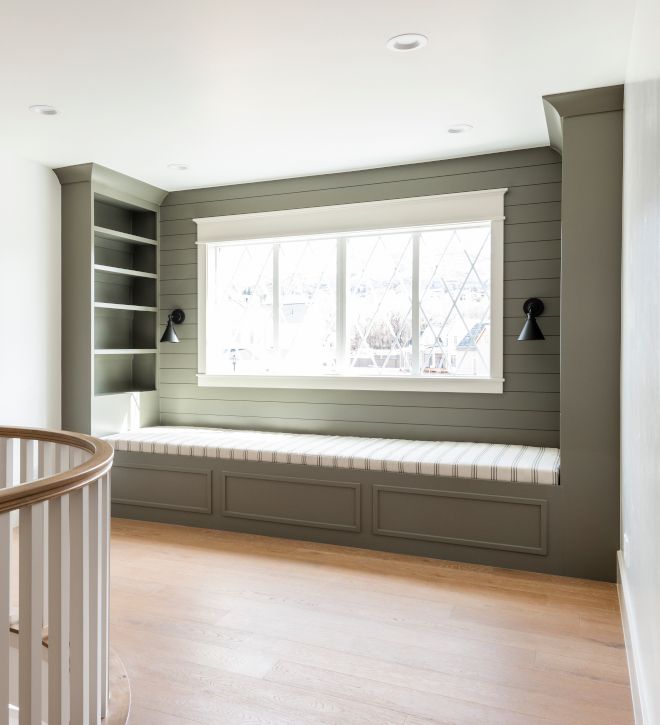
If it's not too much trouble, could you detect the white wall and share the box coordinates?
[620,0,660,721]
[0,154,60,428]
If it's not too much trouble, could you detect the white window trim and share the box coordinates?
[195,189,506,393]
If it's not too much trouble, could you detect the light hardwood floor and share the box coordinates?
[110,519,633,725]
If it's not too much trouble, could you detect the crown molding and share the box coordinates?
[54,162,167,206]
[543,85,624,154]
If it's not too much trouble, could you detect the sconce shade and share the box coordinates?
[518,315,545,341]
[160,309,185,343]
[517,298,545,341]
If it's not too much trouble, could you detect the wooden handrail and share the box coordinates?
[0,426,114,514]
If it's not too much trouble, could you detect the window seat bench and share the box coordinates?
[105,426,562,575]
[105,426,560,486]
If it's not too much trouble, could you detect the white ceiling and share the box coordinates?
[0,0,634,192]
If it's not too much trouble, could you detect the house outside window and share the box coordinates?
[196,189,506,393]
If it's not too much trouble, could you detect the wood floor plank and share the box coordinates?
[129,706,201,725]
[122,655,407,725]
[232,631,631,711]
[266,660,557,725]
[110,519,633,725]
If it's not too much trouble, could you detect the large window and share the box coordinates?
[197,190,505,392]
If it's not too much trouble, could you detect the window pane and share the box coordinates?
[204,218,493,381]
[278,238,337,374]
[419,224,491,376]
[207,243,274,373]
[347,231,413,375]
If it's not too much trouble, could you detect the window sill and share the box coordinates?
[197,374,504,394]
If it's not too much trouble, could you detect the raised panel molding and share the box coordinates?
[372,485,548,555]
[112,464,213,514]
[221,471,360,532]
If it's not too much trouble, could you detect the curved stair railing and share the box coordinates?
[0,427,114,725]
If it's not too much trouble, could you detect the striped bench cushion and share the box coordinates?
[105,426,560,485]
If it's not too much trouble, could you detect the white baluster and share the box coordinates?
[0,438,12,725]
[6,440,18,536]
[19,440,37,485]
[38,443,51,633]
[88,479,102,723]
[69,449,90,725]
[100,473,110,719]
[48,444,70,725]
[18,501,44,725]
[0,509,9,725]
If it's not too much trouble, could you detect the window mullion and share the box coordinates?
[412,232,421,375]
[336,237,347,372]
[273,243,280,352]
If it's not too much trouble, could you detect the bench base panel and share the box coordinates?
[111,451,565,576]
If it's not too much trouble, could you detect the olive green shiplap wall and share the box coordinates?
[158,147,561,446]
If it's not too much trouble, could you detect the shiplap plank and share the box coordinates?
[504,278,560,298]
[159,294,197,311]
[504,240,560,262]
[504,374,560,393]
[505,182,561,205]
[160,279,196,295]
[504,259,561,280]
[159,366,560,393]
[160,263,197,279]
[160,248,197,266]
[158,396,558,430]
[505,297,559,317]
[159,412,560,447]
[504,336,559,355]
[504,202,561,225]
[157,384,559,411]
[504,355,560,374]
[504,317,559,336]
[159,233,197,250]
[504,221,561,243]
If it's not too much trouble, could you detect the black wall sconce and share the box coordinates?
[160,309,186,343]
[518,298,545,341]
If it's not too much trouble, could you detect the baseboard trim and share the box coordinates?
[617,550,649,724]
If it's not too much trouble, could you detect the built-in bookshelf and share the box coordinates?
[93,195,159,395]
[56,164,167,435]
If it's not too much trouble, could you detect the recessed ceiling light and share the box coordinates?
[29,104,58,116]
[447,123,474,134]
[167,163,190,171]
[386,33,428,52]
